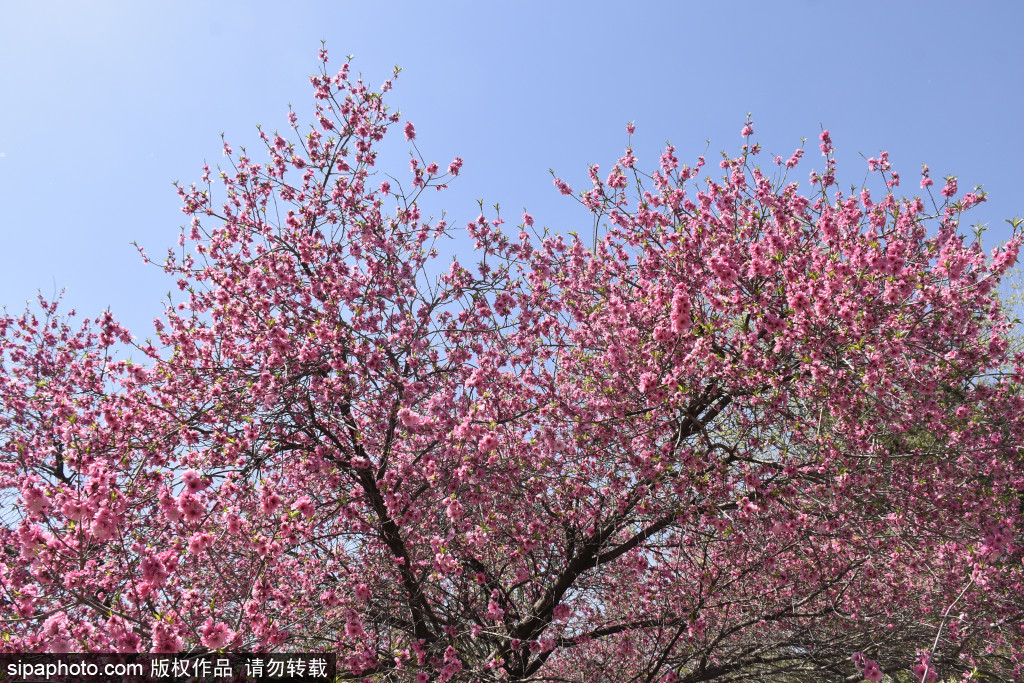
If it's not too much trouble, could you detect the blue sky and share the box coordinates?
[1,1,1022,337]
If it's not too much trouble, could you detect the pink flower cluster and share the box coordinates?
[1,51,1021,682]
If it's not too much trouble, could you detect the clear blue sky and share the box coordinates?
[2,1,1022,337]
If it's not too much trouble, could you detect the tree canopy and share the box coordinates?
[2,50,1022,682]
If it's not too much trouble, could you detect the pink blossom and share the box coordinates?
[140,555,169,588]
[446,498,465,520]
[260,489,282,515]
[158,490,180,522]
[90,506,118,541]
[494,292,516,316]
[554,177,573,195]
[920,164,934,189]
[48,633,72,653]
[345,613,365,638]
[43,614,71,653]
[961,191,984,208]
[108,615,142,651]
[187,532,214,554]
[398,407,423,427]
[292,496,315,518]
[670,285,691,334]
[435,552,458,573]
[606,169,627,189]
[639,372,657,394]
[465,367,485,388]
[62,498,90,521]
[710,255,738,284]
[819,129,832,147]
[150,621,182,653]
[788,291,811,313]
[22,486,50,514]
[403,121,416,141]
[479,433,498,453]
[914,660,939,682]
[199,618,235,649]
[177,492,205,523]
[181,469,206,493]
[941,176,958,198]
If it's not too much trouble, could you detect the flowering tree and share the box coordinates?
[2,49,1023,682]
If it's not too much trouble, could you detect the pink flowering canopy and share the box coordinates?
[2,48,1023,682]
